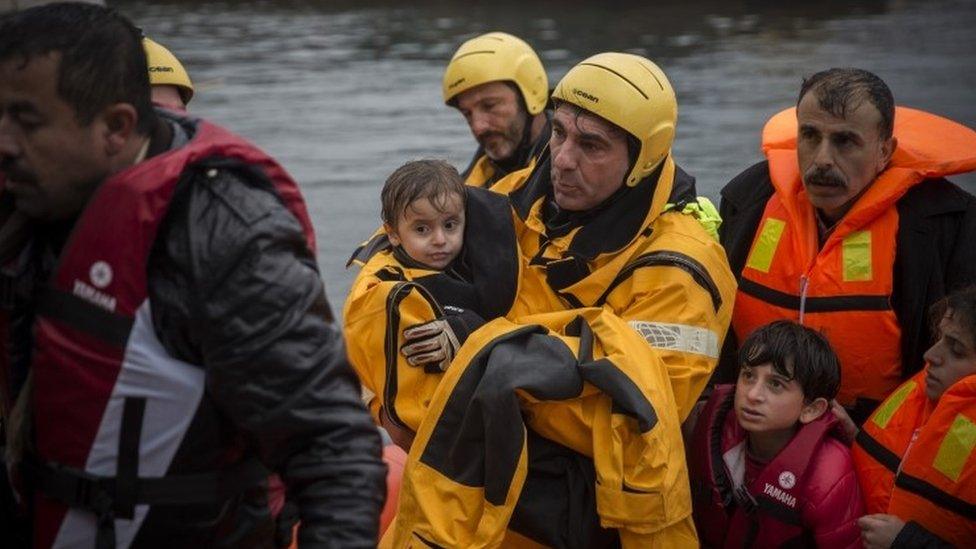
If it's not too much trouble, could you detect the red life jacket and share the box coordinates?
[732,107,976,405]
[689,385,852,548]
[28,112,314,549]
[853,371,976,545]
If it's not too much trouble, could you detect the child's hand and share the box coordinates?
[858,514,905,548]
[830,399,859,444]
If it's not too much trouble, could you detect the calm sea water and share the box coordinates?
[115,0,976,314]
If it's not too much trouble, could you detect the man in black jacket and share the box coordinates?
[0,4,384,547]
[717,67,976,424]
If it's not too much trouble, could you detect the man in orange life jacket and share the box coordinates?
[0,4,384,548]
[717,68,976,425]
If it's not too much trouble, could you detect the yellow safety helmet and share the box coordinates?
[442,32,548,116]
[143,37,194,104]
[551,52,677,187]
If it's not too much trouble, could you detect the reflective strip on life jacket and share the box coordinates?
[854,372,976,544]
[871,379,919,430]
[738,106,976,405]
[853,374,927,514]
[744,217,785,273]
[733,193,902,405]
[888,375,976,545]
[932,414,976,482]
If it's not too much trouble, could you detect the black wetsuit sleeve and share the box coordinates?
[149,166,385,547]
[944,189,976,293]
[443,307,487,345]
[892,521,953,548]
[712,161,773,386]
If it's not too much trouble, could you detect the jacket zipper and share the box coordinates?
[798,275,810,324]
[599,250,723,310]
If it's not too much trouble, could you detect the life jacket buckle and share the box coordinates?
[733,484,758,515]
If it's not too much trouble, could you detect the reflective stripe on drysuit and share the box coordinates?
[387,308,696,548]
[508,152,738,421]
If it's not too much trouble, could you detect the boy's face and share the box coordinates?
[734,362,826,435]
[923,312,976,401]
[385,193,465,270]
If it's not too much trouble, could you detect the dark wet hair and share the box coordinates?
[0,2,155,134]
[381,159,465,229]
[798,68,895,140]
[738,320,841,401]
[929,286,976,346]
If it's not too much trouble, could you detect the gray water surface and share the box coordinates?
[115,0,976,313]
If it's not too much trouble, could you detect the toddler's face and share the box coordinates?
[387,193,465,270]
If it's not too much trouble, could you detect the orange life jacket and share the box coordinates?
[733,107,976,405]
[853,371,976,545]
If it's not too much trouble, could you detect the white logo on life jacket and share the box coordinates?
[89,261,113,289]
[73,280,117,312]
[763,483,797,508]
[778,471,796,489]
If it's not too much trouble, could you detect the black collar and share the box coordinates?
[512,154,697,261]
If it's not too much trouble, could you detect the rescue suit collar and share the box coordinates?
[542,162,652,240]
[512,151,696,262]
[391,243,466,279]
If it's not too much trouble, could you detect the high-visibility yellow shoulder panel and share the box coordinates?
[843,230,873,282]
[933,413,976,483]
[745,217,785,273]
[872,380,917,429]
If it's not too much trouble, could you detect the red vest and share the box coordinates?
[733,107,976,405]
[29,112,314,549]
[853,371,976,545]
[689,385,848,548]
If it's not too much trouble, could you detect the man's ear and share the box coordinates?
[799,397,829,424]
[100,103,140,156]
[879,135,897,171]
[384,223,400,246]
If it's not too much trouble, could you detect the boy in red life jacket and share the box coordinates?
[688,320,864,548]
[850,286,976,548]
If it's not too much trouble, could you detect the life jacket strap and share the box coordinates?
[22,453,268,548]
[733,483,758,514]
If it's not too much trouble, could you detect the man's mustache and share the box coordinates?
[476,130,505,144]
[804,166,846,188]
